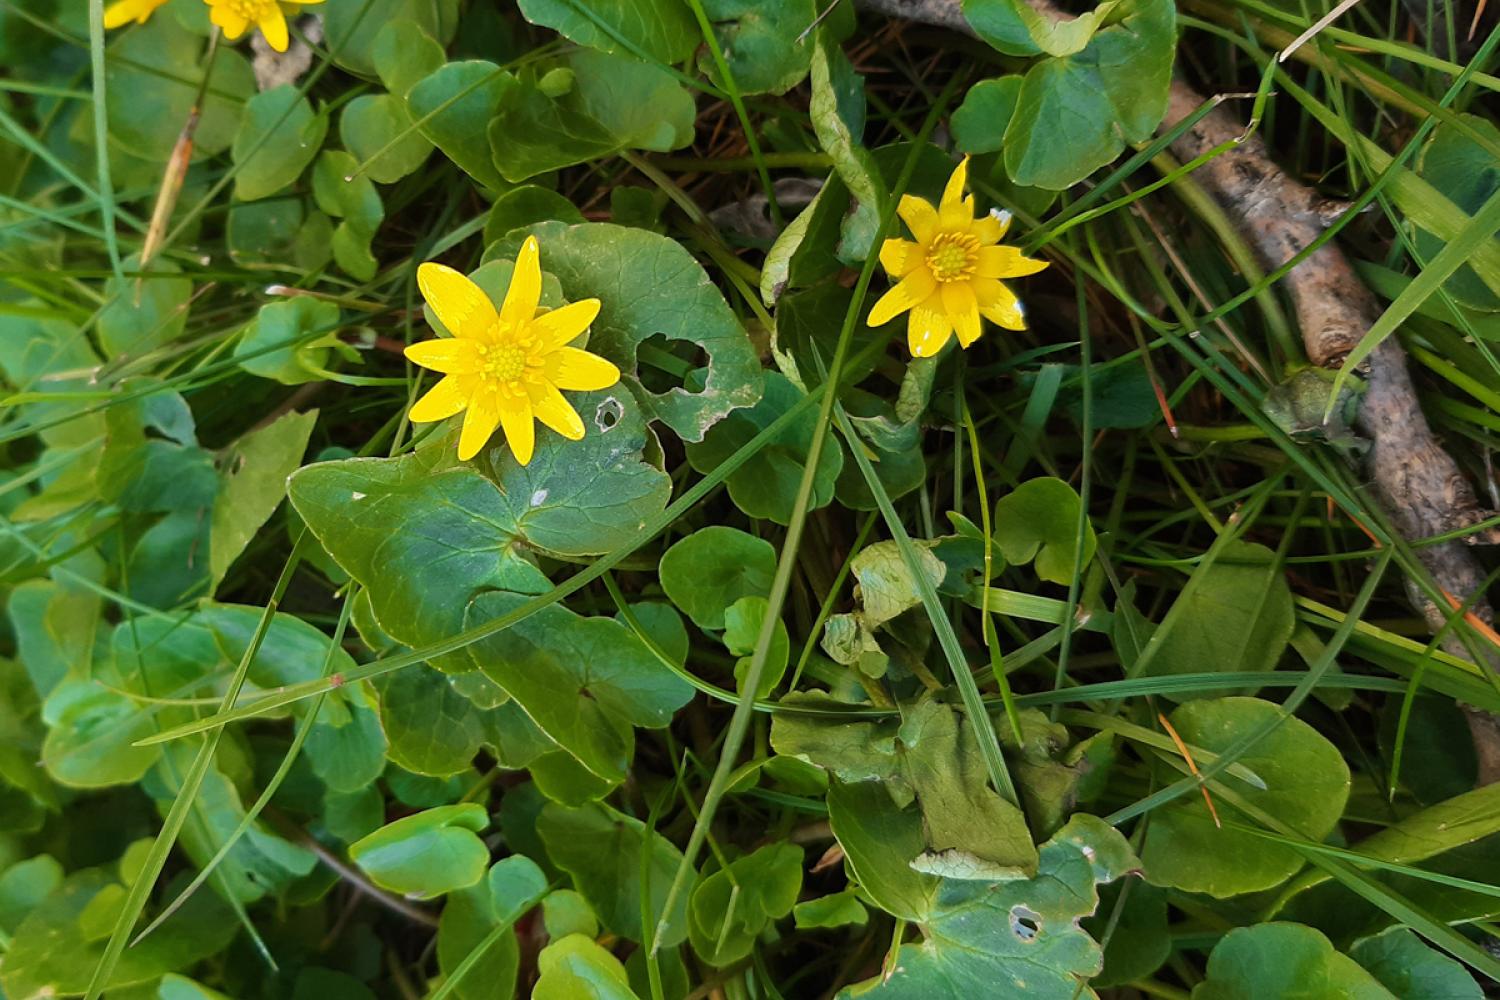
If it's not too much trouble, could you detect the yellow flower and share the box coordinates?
[868,157,1049,358]
[406,236,621,464]
[204,0,323,52]
[103,0,170,28]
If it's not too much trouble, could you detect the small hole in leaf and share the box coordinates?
[637,333,707,395]
[1010,905,1040,941]
[595,397,624,432]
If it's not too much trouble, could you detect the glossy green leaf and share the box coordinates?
[468,592,692,783]
[1141,698,1350,897]
[689,842,803,966]
[658,526,777,631]
[1137,542,1295,692]
[1349,927,1483,1000]
[105,15,255,159]
[311,150,384,280]
[490,50,695,181]
[0,855,62,933]
[371,18,446,97]
[793,889,868,930]
[236,297,340,386]
[288,444,551,673]
[686,371,841,524]
[232,86,328,201]
[1192,923,1394,999]
[701,0,834,95]
[952,77,1023,153]
[324,0,458,76]
[436,856,548,1000]
[349,803,490,899]
[723,596,789,696]
[98,256,191,358]
[538,801,693,946]
[209,409,316,587]
[407,60,513,191]
[1414,113,1500,311]
[339,94,432,184]
[0,869,236,998]
[375,665,552,777]
[534,934,642,1000]
[967,0,1176,189]
[517,0,698,63]
[837,815,1138,998]
[992,477,1097,586]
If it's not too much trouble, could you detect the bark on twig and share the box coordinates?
[853,0,1500,781]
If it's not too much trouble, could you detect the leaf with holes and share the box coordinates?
[836,814,1140,998]
[485,221,764,442]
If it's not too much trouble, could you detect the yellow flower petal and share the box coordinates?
[907,297,954,358]
[867,267,937,327]
[976,245,1048,279]
[498,396,535,465]
[210,5,250,37]
[529,382,585,441]
[940,194,975,232]
[103,0,161,28]
[543,347,620,392]
[971,210,1012,245]
[532,299,601,350]
[878,239,920,279]
[409,375,471,423]
[458,388,502,460]
[977,280,1027,331]
[404,338,481,374]
[500,235,542,330]
[940,156,969,212]
[897,195,939,244]
[418,262,498,342]
[941,282,982,348]
[258,4,288,50]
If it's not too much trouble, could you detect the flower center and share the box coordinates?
[480,343,528,384]
[926,232,980,283]
[224,0,273,18]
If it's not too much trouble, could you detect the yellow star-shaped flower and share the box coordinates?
[204,0,323,52]
[406,236,621,465]
[868,157,1049,358]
